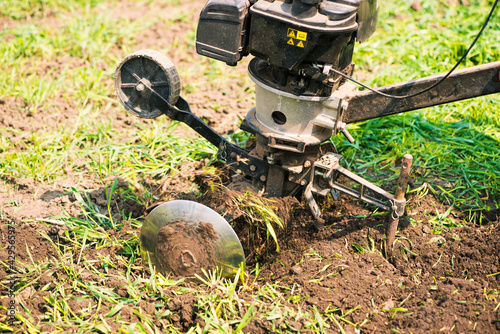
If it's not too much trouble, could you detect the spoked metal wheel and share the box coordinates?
[114,49,181,118]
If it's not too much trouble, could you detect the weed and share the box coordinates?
[234,192,285,252]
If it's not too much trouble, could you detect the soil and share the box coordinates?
[247,195,500,333]
[1,180,499,333]
[155,219,219,276]
[1,0,499,332]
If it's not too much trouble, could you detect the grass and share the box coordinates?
[340,0,500,214]
[3,214,353,332]
[0,0,499,332]
[234,192,285,253]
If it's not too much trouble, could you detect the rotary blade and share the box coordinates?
[140,200,245,277]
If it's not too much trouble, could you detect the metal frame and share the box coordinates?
[342,61,500,124]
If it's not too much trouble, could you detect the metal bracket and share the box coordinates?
[156,95,269,180]
[304,152,396,218]
[268,135,306,153]
[389,198,406,220]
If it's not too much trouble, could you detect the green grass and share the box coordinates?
[339,0,500,213]
[0,0,499,332]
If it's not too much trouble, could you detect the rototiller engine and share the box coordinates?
[114,0,500,276]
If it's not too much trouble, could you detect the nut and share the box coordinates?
[303,161,311,168]
[260,175,267,182]
[136,83,145,92]
[249,165,256,172]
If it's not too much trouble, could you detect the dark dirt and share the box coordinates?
[0,176,144,223]
[1,178,499,332]
[198,186,500,333]
[155,219,219,276]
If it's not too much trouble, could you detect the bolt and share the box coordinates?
[231,152,237,159]
[301,179,307,186]
[250,165,256,172]
[288,175,294,182]
[260,175,267,182]
[304,161,311,168]
[136,83,145,92]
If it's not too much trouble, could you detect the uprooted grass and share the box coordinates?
[233,192,286,252]
[197,177,295,258]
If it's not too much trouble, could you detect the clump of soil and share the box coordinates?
[0,219,60,267]
[167,293,198,331]
[155,219,219,276]
[196,183,299,260]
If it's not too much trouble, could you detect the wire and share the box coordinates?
[332,0,499,100]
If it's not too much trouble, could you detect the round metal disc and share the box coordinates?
[114,49,181,119]
[140,200,245,277]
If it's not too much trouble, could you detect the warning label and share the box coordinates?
[296,31,307,41]
[286,28,307,48]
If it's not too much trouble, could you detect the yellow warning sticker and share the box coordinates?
[286,28,307,48]
[296,31,307,41]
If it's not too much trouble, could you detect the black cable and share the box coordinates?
[332,0,499,99]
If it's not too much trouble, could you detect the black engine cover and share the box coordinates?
[196,0,377,69]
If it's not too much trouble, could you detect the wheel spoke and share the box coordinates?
[148,101,153,114]
[146,66,161,81]
[152,89,171,106]
[140,57,146,77]
[151,82,170,87]
[127,90,140,107]
[122,64,142,81]
[120,83,137,88]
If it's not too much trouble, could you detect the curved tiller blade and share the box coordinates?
[140,200,245,277]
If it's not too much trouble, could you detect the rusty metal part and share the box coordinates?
[266,165,286,197]
[304,152,398,218]
[394,154,413,202]
[387,154,413,246]
[342,61,500,124]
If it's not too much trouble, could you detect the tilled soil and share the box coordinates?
[198,186,500,333]
[0,186,499,332]
[246,197,500,333]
